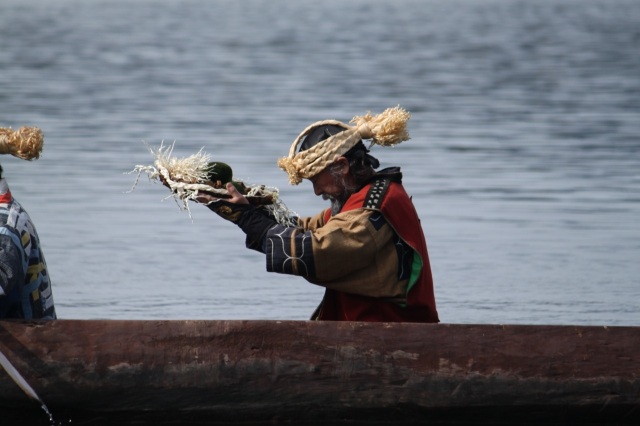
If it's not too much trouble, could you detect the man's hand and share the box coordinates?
[199,182,280,253]
[199,182,251,224]
[196,182,249,205]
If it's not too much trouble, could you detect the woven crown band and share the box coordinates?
[277,106,411,185]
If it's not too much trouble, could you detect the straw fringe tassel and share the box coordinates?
[350,105,411,146]
[0,127,44,160]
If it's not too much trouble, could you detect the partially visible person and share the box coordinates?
[198,107,438,323]
[0,127,56,319]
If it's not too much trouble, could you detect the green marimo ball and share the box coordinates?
[204,162,247,193]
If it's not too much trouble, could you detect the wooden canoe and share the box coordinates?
[0,319,639,425]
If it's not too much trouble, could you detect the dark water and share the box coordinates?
[0,0,639,325]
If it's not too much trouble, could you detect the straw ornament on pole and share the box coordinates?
[277,106,411,185]
[0,127,44,160]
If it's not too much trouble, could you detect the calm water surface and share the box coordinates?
[0,0,639,325]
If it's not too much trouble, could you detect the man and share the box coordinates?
[0,127,56,319]
[200,107,438,322]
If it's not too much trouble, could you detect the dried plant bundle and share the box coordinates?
[128,141,296,225]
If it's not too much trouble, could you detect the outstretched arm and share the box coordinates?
[198,182,285,253]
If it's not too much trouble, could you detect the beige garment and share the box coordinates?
[297,208,409,299]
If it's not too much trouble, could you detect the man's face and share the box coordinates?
[308,159,352,215]
[309,167,345,200]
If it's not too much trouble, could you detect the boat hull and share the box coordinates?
[0,319,638,424]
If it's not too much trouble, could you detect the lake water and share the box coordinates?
[1,0,639,326]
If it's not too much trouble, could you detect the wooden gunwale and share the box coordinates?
[0,319,638,425]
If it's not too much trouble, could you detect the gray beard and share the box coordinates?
[324,194,346,216]
[330,198,344,216]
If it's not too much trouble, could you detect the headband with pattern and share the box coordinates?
[277,106,411,185]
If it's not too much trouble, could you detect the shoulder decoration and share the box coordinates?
[364,177,392,210]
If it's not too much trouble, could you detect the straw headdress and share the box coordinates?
[0,127,44,161]
[277,106,411,185]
